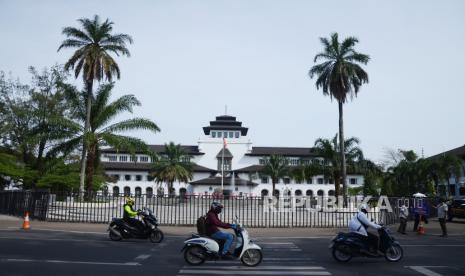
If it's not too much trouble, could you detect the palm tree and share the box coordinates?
[309,32,370,198]
[263,155,289,197]
[58,15,133,196]
[434,154,462,197]
[314,134,364,198]
[51,83,159,192]
[151,142,193,197]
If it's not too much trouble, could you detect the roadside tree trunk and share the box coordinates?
[79,80,93,201]
[338,101,347,204]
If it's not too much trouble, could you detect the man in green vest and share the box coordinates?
[123,197,143,230]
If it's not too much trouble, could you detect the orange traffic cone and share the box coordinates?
[417,215,425,235]
[22,212,30,230]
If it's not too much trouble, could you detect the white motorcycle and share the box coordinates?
[182,216,263,266]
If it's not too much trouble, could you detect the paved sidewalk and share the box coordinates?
[1,214,464,238]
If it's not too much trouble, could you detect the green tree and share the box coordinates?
[151,142,193,197]
[433,154,462,197]
[58,15,133,196]
[314,134,364,198]
[309,33,370,198]
[263,155,289,197]
[51,83,159,192]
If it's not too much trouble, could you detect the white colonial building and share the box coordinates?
[101,115,363,197]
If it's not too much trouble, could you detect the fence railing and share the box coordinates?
[0,191,436,228]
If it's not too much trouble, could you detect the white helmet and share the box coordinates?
[359,203,368,212]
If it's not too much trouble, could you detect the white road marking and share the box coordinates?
[6,227,105,235]
[179,270,330,275]
[184,266,325,270]
[134,254,151,261]
[1,258,140,266]
[405,266,446,276]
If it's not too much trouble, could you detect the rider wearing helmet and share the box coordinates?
[348,203,382,255]
[123,197,143,231]
[206,201,236,259]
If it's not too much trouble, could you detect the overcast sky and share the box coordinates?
[1,0,464,163]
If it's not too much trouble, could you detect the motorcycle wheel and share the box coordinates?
[149,229,164,243]
[109,225,122,241]
[332,244,352,262]
[240,249,263,267]
[184,245,206,266]
[384,244,403,262]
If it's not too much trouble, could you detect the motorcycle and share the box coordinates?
[108,207,164,243]
[329,226,403,262]
[182,216,263,266]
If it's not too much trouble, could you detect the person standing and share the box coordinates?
[397,202,409,234]
[436,199,448,237]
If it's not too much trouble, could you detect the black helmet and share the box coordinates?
[211,201,224,213]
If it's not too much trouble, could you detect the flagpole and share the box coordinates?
[221,138,225,193]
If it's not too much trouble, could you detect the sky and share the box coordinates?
[1,0,464,163]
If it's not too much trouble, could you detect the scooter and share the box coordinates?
[182,216,263,266]
[329,226,403,262]
[108,207,164,243]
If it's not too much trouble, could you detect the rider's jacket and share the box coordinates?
[206,209,231,236]
[123,203,138,220]
[348,211,381,236]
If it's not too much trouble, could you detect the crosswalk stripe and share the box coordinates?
[179,270,331,275]
[182,266,325,270]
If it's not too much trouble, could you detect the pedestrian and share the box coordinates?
[435,198,448,237]
[397,202,409,234]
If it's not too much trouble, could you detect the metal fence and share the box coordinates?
[0,191,436,228]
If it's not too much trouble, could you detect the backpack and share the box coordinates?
[196,215,208,236]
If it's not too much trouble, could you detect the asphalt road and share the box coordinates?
[0,228,464,276]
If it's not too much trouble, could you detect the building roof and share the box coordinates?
[216,148,233,158]
[234,165,264,173]
[102,162,216,173]
[428,144,465,159]
[246,147,318,157]
[203,115,249,135]
[101,145,204,155]
[190,176,258,186]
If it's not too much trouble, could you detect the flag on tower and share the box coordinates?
[223,137,227,148]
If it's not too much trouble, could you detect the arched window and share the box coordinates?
[135,187,142,197]
[306,190,313,197]
[317,190,324,196]
[295,190,302,196]
[261,189,269,197]
[273,189,280,197]
[157,187,165,197]
[328,190,335,196]
[123,186,131,196]
[113,186,120,197]
[146,187,153,198]
[179,188,187,198]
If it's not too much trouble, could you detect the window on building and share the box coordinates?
[146,187,153,198]
[317,190,324,196]
[113,186,120,196]
[288,158,299,166]
[129,156,138,162]
[108,155,117,162]
[212,131,217,138]
[328,179,334,184]
[235,132,240,138]
[261,177,268,184]
[139,156,149,162]
[306,190,313,196]
[209,186,213,191]
[112,174,120,181]
[284,177,291,184]
[259,159,266,165]
[135,187,142,197]
[306,178,313,184]
[317,178,324,184]
[295,179,301,184]
[235,187,239,191]
[218,158,232,171]
[350,178,357,185]
[229,131,233,138]
[218,131,222,138]
[124,186,131,196]
[136,175,142,181]
[119,155,128,162]
[125,175,131,181]
[147,175,154,181]
[223,131,228,138]
[181,156,191,163]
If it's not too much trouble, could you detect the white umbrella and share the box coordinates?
[412,192,427,198]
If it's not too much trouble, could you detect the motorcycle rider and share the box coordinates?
[206,201,236,259]
[123,197,143,231]
[348,203,382,255]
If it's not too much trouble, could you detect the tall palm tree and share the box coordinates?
[50,83,159,192]
[314,134,364,198]
[151,142,193,197]
[263,155,289,197]
[309,32,370,198]
[58,15,133,196]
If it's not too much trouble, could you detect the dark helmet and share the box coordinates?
[211,201,224,213]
